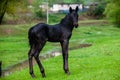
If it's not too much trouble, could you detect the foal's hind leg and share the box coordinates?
[28,45,36,78]
[34,41,46,77]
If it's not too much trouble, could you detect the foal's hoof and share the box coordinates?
[31,74,36,78]
[42,73,46,78]
[65,71,70,75]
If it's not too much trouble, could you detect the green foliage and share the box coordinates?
[94,4,105,17]
[87,3,106,19]
[39,0,84,5]
[0,0,7,13]
[0,0,28,24]
[63,0,84,3]
[48,0,63,5]
[32,0,46,19]
[35,10,46,19]
[6,0,28,14]
[0,0,28,15]
[6,0,17,14]
[104,0,120,27]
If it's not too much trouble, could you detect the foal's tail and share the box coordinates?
[28,23,49,48]
[28,27,36,48]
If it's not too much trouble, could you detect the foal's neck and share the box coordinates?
[60,14,74,31]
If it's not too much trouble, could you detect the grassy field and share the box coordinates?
[0,21,120,80]
[0,23,62,69]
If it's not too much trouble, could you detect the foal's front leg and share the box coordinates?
[60,40,70,75]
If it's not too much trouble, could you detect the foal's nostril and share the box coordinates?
[73,22,78,28]
[74,23,78,26]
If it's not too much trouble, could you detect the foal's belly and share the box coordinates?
[47,36,61,42]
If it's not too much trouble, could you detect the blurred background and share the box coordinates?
[0,0,119,26]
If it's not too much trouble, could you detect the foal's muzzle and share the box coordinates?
[74,23,78,28]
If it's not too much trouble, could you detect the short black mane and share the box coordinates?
[60,13,72,25]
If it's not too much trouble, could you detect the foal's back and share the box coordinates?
[29,23,64,42]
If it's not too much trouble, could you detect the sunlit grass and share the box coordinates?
[1,36,120,80]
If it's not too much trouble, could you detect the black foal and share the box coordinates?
[28,6,79,78]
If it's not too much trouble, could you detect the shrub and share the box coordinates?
[104,0,120,27]
[87,3,106,19]
[34,9,46,19]
[94,4,105,17]
[32,0,46,19]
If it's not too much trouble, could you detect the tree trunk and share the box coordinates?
[0,12,5,24]
[0,0,8,24]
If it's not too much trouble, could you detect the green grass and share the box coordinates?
[0,24,60,69]
[1,33,120,80]
[0,21,120,79]
[0,36,60,69]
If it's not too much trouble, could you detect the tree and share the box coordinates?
[104,0,120,26]
[0,0,8,24]
[0,0,28,24]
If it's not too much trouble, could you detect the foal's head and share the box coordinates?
[69,6,79,28]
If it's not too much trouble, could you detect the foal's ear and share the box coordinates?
[69,7,73,13]
[75,6,79,12]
